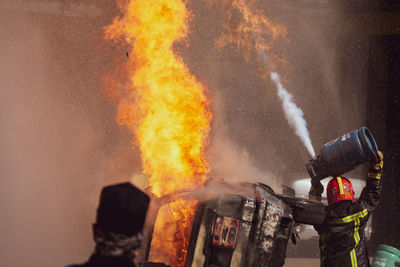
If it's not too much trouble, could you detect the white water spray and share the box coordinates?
[270,72,316,158]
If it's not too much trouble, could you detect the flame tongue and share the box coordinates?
[105,0,211,265]
[105,0,211,195]
[215,0,288,74]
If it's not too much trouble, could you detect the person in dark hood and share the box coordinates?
[66,182,150,267]
[309,151,383,267]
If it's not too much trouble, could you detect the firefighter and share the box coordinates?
[309,150,384,267]
[66,182,150,267]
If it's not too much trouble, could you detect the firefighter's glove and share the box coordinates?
[368,150,383,180]
[309,179,323,201]
[369,150,383,172]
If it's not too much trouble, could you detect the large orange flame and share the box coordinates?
[105,0,211,265]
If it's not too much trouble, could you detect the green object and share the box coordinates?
[372,244,400,267]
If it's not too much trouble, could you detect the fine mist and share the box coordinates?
[184,0,369,184]
[0,2,138,266]
[0,1,371,266]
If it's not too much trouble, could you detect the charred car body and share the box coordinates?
[140,180,325,267]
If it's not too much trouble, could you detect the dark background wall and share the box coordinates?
[367,33,400,250]
[337,0,400,252]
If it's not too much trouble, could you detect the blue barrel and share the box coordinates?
[372,244,400,267]
[306,127,378,180]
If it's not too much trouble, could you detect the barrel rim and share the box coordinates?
[358,127,378,159]
[377,244,400,255]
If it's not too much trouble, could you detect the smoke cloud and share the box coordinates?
[207,93,280,192]
[0,0,371,266]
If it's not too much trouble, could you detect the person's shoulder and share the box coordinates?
[328,200,355,216]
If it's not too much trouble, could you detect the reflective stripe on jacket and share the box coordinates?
[315,176,382,267]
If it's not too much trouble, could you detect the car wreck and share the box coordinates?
[138,180,326,267]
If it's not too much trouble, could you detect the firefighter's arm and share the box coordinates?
[358,150,383,211]
[368,150,384,179]
[309,179,324,202]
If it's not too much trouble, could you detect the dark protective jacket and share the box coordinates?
[66,253,137,267]
[314,175,382,267]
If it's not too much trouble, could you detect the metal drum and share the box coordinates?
[306,127,378,180]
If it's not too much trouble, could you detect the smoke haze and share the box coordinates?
[207,93,280,192]
[185,0,369,182]
[0,0,370,266]
[0,2,138,266]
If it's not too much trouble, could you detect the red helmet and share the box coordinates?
[327,176,354,206]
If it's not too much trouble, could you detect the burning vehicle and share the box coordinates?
[138,180,326,267]
[102,2,371,266]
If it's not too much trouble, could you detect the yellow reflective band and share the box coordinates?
[330,209,368,224]
[330,210,368,267]
[350,248,358,267]
[337,177,345,195]
[354,217,361,246]
[368,172,382,180]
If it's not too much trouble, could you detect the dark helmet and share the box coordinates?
[96,182,150,236]
[327,176,354,206]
